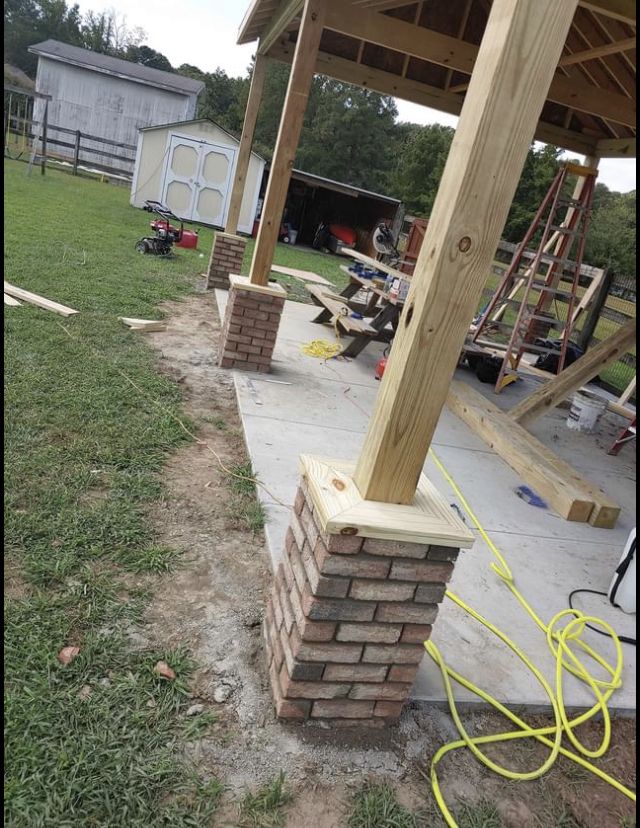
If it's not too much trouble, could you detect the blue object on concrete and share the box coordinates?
[515,486,548,509]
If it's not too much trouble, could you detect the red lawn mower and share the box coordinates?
[135,201,199,256]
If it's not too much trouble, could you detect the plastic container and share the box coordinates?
[288,229,298,245]
[609,528,636,614]
[176,229,198,249]
[566,390,607,433]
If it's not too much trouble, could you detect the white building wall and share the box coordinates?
[33,57,198,172]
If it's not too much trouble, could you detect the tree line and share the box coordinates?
[4,0,635,276]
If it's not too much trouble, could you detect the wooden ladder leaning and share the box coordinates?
[471,162,598,393]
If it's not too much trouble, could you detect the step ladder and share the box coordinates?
[608,417,636,456]
[472,162,597,393]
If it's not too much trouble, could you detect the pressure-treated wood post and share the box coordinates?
[226,54,269,236]
[577,268,613,353]
[248,0,325,285]
[353,0,579,505]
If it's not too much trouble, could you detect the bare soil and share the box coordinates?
[134,287,636,827]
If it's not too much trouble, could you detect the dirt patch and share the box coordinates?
[133,287,636,825]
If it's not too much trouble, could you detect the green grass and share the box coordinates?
[239,772,292,827]
[349,783,418,828]
[4,159,224,825]
[225,460,268,532]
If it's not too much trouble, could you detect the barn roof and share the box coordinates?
[28,40,205,96]
[237,0,636,158]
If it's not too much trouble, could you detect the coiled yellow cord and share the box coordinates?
[426,448,635,828]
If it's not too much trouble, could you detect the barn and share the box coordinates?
[28,40,204,173]
[131,119,265,233]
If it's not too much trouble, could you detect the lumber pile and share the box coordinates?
[447,380,620,528]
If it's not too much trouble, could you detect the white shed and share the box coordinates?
[130,119,265,233]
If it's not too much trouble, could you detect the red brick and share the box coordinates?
[224,341,238,353]
[220,357,234,368]
[290,513,306,554]
[349,683,412,701]
[336,623,402,644]
[291,628,362,664]
[323,533,364,555]
[288,579,306,628]
[323,663,388,682]
[388,664,421,683]
[277,583,295,634]
[300,541,350,599]
[302,588,375,622]
[362,644,425,664]
[238,343,262,356]
[414,583,447,603]
[269,659,311,720]
[314,542,391,579]
[311,700,375,719]
[287,542,308,595]
[272,593,284,631]
[361,539,429,559]
[299,504,319,549]
[400,624,433,644]
[374,701,404,719]
[389,560,454,583]
[428,545,460,562]
[298,617,336,642]
[279,665,349,699]
[226,333,252,345]
[350,580,416,602]
[375,603,438,625]
[265,617,284,671]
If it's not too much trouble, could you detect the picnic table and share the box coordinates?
[306,258,407,358]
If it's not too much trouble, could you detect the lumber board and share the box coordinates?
[306,285,376,334]
[341,248,407,280]
[509,319,636,427]
[119,317,167,332]
[300,455,473,547]
[352,0,580,504]
[4,282,78,316]
[447,380,620,528]
[270,264,332,286]
[4,294,22,306]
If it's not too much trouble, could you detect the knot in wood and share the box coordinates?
[332,478,346,491]
[458,236,472,252]
[340,527,358,536]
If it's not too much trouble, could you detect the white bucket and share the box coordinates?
[566,390,607,433]
[288,229,298,245]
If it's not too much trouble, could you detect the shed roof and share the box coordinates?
[28,39,205,96]
[138,118,266,162]
[237,0,636,158]
[290,168,401,204]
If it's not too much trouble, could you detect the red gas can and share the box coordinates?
[176,229,199,249]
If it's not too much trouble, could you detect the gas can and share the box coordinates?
[176,229,199,249]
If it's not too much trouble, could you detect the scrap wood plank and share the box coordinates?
[446,380,620,528]
[118,317,167,332]
[509,319,636,428]
[270,264,333,286]
[4,282,78,317]
[4,293,21,306]
[306,285,376,335]
[341,249,407,281]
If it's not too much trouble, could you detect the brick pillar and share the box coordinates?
[218,274,287,373]
[263,463,472,725]
[206,232,247,290]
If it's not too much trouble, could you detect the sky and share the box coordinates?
[83,0,636,193]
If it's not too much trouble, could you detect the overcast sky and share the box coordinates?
[85,0,636,193]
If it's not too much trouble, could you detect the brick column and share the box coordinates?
[206,232,247,290]
[263,457,474,725]
[218,274,286,373]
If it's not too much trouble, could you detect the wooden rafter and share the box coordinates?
[559,35,635,65]
[257,0,304,54]
[322,0,636,127]
[268,40,601,155]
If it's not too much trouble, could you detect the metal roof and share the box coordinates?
[28,40,205,96]
[290,168,401,204]
[237,0,636,158]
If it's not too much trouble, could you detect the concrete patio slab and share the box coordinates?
[215,290,637,714]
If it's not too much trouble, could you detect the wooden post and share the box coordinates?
[617,375,636,406]
[576,268,613,352]
[509,319,636,427]
[73,130,81,175]
[40,100,48,176]
[353,0,579,505]
[226,55,269,236]
[248,0,325,286]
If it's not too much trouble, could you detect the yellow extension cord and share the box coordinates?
[425,448,635,827]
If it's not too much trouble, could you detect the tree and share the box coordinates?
[389,123,453,215]
[125,44,172,72]
[585,187,636,275]
[503,143,562,241]
[4,0,84,75]
[80,9,144,56]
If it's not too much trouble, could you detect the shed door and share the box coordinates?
[161,135,236,226]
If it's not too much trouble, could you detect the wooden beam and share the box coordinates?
[618,375,636,406]
[249,0,325,286]
[3,282,78,316]
[257,0,303,54]
[323,0,637,127]
[509,319,636,427]
[559,36,636,66]
[447,381,620,527]
[268,41,600,157]
[4,293,21,306]
[579,0,636,24]
[351,0,580,505]
[225,53,269,236]
[596,136,636,157]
